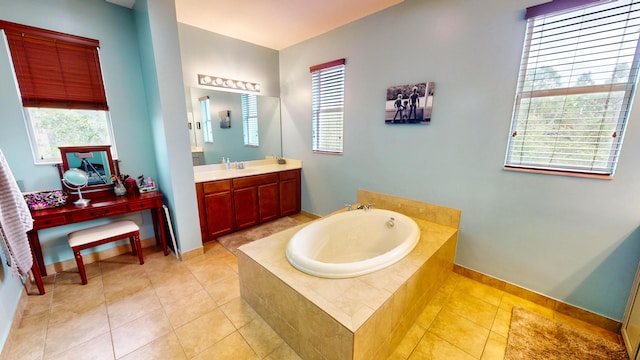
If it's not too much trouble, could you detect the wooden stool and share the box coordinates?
[68,220,143,285]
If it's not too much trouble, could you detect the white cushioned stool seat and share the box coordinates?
[68,220,143,284]
[69,220,140,247]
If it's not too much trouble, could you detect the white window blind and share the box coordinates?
[311,59,345,154]
[242,93,259,147]
[199,96,213,143]
[505,0,640,176]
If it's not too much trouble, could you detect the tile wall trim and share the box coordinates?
[179,247,203,261]
[453,264,622,333]
[299,210,320,219]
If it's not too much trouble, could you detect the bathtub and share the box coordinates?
[285,209,420,278]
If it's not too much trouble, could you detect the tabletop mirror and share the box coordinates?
[57,145,118,199]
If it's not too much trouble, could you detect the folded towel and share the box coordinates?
[0,149,34,278]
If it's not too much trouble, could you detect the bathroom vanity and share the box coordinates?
[194,159,301,242]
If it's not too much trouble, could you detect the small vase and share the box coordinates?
[114,183,127,196]
[124,177,138,194]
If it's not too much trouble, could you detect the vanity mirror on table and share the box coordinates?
[56,145,120,203]
[185,87,283,166]
[27,145,169,296]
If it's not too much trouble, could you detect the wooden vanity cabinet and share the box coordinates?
[196,179,234,239]
[197,169,301,242]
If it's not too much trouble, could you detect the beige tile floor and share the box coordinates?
[7,218,622,360]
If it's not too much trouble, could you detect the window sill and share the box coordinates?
[503,166,613,180]
[312,150,343,155]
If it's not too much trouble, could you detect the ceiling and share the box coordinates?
[173,0,404,50]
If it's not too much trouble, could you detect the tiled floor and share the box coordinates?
[6,217,622,360]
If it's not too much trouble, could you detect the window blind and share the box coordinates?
[242,93,259,146]
[505,0,640,175]
[311,59,345,154]
[199,96,213,143]
[0,20,108,110]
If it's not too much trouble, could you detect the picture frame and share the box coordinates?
[219,110,230,128]
[385,82,434,124]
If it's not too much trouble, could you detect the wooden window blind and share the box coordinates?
[0,20,108,110]
[311,58,345,154]
[505,0,640,176]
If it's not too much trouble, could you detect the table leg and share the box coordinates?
[27,230,47,276]
[31,254,45,295]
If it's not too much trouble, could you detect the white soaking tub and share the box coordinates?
[285,209,420,278]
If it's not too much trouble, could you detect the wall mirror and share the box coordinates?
[185,87,282,166]
[57,145,118,198]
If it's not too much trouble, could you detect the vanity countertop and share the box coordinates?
[193,158,302,183]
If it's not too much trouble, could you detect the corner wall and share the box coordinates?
[133,0,202,254]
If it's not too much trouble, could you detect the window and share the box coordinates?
[505,0,640,176]
[0,20,115,164]
[311,59,345,154]
[25,109,113,161]
[199,96,214,143]
[241,93,259,147]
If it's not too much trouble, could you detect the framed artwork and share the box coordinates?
[385,82,434,124]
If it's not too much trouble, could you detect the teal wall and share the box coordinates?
[0,262,23,356]
[279,0,640,320]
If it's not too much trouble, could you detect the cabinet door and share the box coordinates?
[280,171,301,216]
[234,187,259,229]
[204,192,234,238]
[259,182,280,222]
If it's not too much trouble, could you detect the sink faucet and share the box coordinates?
[358,202,374,211]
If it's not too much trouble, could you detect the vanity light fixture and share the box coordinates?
[198,74,260,93]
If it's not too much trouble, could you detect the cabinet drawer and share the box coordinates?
[279,169,299,181]
[203,180,231,194]
[33,215,67,229]
[128,200,156,212]
[233,173,278,189]
[70,205,127,222]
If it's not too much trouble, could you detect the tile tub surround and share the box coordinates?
[238,193,461,359]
